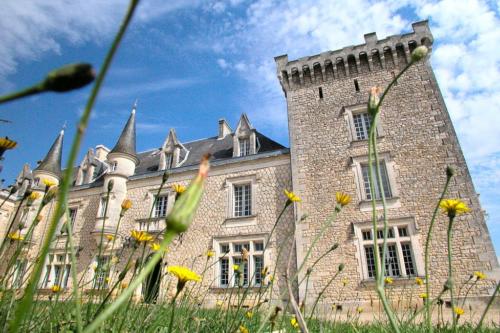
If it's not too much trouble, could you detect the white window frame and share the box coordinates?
[344,104,384,143]
[165,152,174,169]
[97,196,109,218]
[92,255,111,289]
[153,194,169,218]
[214,237,266,288]
[233,183,252,217]
[351,153,400,211]
[239,137,251,157]
[353,219,424,281]
[11,259,27,289]
[40,253,71,289]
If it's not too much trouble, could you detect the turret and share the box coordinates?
[93,105,138,244]
[33,130,64,187]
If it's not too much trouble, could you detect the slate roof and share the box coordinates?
[110,110,137,159]
[134,132,286,175]
[34,130,64,177]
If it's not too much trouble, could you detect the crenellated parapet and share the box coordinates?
[275,20,433,92]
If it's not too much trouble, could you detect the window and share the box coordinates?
[153,195,168,218]
[233,184,252,217]
[41,254,71,289]
[93,255,110,289]
[239,138,250,157]
[352,112,372,140]
[344,104,383,143]
[33,178,40,186]
[11,260,27,289]
[98,197,108,218]
[216,239,264,287]
[357,223,418,279]
[165,153,174,169]
[81,169,88,183]
[361,161,392,200]
[111,161,117,172]
[61,208,78,234]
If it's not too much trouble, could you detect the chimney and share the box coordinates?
[218,119,232,139]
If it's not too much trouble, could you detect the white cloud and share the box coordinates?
[217,58,229,69]
[100,78,201,99]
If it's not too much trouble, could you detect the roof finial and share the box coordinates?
[132,99,138,114]
[61,121,67,134]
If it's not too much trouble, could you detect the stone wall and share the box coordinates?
[276,21,498,311]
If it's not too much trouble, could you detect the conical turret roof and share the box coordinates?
[34,130,64,178]
[110,107,137,158]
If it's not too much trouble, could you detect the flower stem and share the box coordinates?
[425,173,452,332]
[8,1,140,332]
[447,217,457,331]
[0,85,44,105]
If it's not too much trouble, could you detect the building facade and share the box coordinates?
[1,21,498,312]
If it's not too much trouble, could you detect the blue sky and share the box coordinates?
[0,0,499,254]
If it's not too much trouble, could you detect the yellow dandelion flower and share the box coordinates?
[233,264,240,271]
[51,285,61,293]
[8,232,24,241]
[415,277,424,286]
[150,243,161,252]
[473,271,486,280]
[245,311,253,319]
[105,277,110,283]
[216,300,224,307]
[105,234,115,242]
[131,230,153,243]
[356,307,363,313]
[42,178,57,188]
[206,249,215,258]
[239,325,249,333]
[440,199,470,218]
[261,266,269,276]
[384,277,394,285]
[336,192,351,207]
[342,278,349,286]
[28,192,41,201]
[454,306,464,316]
[166,266,202,284]
[172,184,186,194]
[419,293,428,299]
[121,199,132,211]
[284,190,301,203]
[290,316,299,329]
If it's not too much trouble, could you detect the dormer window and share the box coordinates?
[81,169,88,183]
[165,153,174,169]
[239,138,250,157]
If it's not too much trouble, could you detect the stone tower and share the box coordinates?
[275,21,498,308]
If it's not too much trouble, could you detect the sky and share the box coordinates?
[0,0,499,254]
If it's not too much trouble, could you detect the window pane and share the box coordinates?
[398,226,408,237]
[365,246,376,278]
[234,184,251,217]
[233,258,248,286]
[377,228,394,239]
[254,242,264,251]
[239,138,250,156]
[254,255,263,286]
[220,258,229,287]
[69,208,78,226]
[379,244,400,277]
[165,153,174,169]
[63,265,71,288]
[361,162,392,200]
[154,195,168,217]
[220,244,230,254]
[99,197,108,217]
[401,243,416,276]
[362,230,372,240]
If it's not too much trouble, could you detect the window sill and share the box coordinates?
[349,135,384,147]
[223,215,257,227]
[210,286,263,292]
[359,197,400,212]
[360,276,423,287]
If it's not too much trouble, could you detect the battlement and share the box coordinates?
[274,20,433,91]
